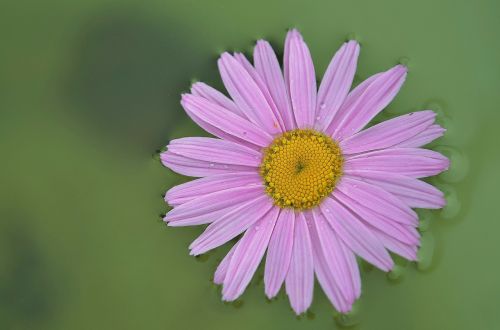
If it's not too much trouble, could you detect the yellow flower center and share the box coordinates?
[260,129,343,210]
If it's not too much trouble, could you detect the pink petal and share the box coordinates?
[284,29,317,128]
[254,40,296,130]
[190,82,243,117]
[167,137,262,167]
[336,176,418,227]
[340,110,436,154]
[311,209,360,309]
[325,72,382,136]
[321,197,394,271]
[329,65,407,140]
[371,227,418,261]
[285,212,314,314]
[315,40,360,131]
[347,170,445,209]
[222,207,279,301]
[309,228,349,314]
[334,190,419,247]
[181,94,273,148]
[165,185,263,226]
[338,235,361,300]
[214,241,239,285]
[161,151,255,177]
[344,147,450,178]
[264,209,295,298]
[234,52,286,131]
[165,172,261,206]
[396,124,446,148]
[167,205,233,228]
[180,95,253,149]
[218,53,281,134]
[189,195,273,255]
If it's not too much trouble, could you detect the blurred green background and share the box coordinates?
[1,0,499,329]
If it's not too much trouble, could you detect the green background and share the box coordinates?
[1,0,498,329]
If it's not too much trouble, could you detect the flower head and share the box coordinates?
[161,29,449,314]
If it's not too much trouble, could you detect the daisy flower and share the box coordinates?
[161,29,449,314]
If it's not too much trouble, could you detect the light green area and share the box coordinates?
[1,0,499,329]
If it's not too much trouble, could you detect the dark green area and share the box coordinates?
[1,0,499,329]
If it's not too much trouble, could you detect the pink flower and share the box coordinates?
[161,29,449,314]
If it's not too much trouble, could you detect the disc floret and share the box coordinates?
[260,129,343,210]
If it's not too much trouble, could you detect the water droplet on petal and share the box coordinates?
[320,103,326,109]
[209,163,215,167]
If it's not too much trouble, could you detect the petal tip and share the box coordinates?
[436,196,447,208]
[221,286,241,302]
[159,151,171,168]
[180,93,191,104]
[395,63,409,74]
[346,39,360,48]
[264,287,278,300]
[385,259,396,272]
[291,304,308,315]
[256,39,269,47]
[218,52,233,64]
[190,81,204,92]
[408,250,419,261]
[286,28,303,40]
